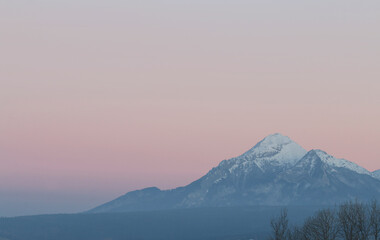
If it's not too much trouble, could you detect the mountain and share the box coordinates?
[89,133,380,213]
[374,169,380,180]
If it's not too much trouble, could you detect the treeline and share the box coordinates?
[270,200,380,240]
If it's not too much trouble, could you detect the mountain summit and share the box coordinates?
[89,134,380,213]
[236,133,307,168]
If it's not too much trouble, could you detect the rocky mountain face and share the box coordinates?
[89,134,380,213]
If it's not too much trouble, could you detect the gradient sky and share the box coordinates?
[1,0,380,217]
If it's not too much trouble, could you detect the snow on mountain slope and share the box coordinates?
[220,133,307,173]
[373,169,380,179]
[309,149,371,175]
[240,133,307,166]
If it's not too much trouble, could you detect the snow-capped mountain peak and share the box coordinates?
[238,133,307,167]
[89,134,380,213]
[304,149,371,175]
[257,133,293,146]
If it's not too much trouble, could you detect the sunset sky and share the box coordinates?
[1,0,380,216]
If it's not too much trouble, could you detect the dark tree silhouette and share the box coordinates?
[338,201,370,240]
[269,201,380,240]
[302,209,339,240]
[287,226,304,240]
[270,209,289,240]
[370,200,380,240]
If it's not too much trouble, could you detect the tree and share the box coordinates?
[287,226,304,240]
[369,200,380,240]
[302,209,339,240]
[270,209,290,240]
[338,201,370,240]
[268,201,378,240]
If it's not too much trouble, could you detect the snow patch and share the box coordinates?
[239,133,307,167]
[312,150,371,175]
[373,170,380,180]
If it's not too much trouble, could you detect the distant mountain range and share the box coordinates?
[89,133,380,213]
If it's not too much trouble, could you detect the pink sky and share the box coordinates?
[1,0,380,216]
